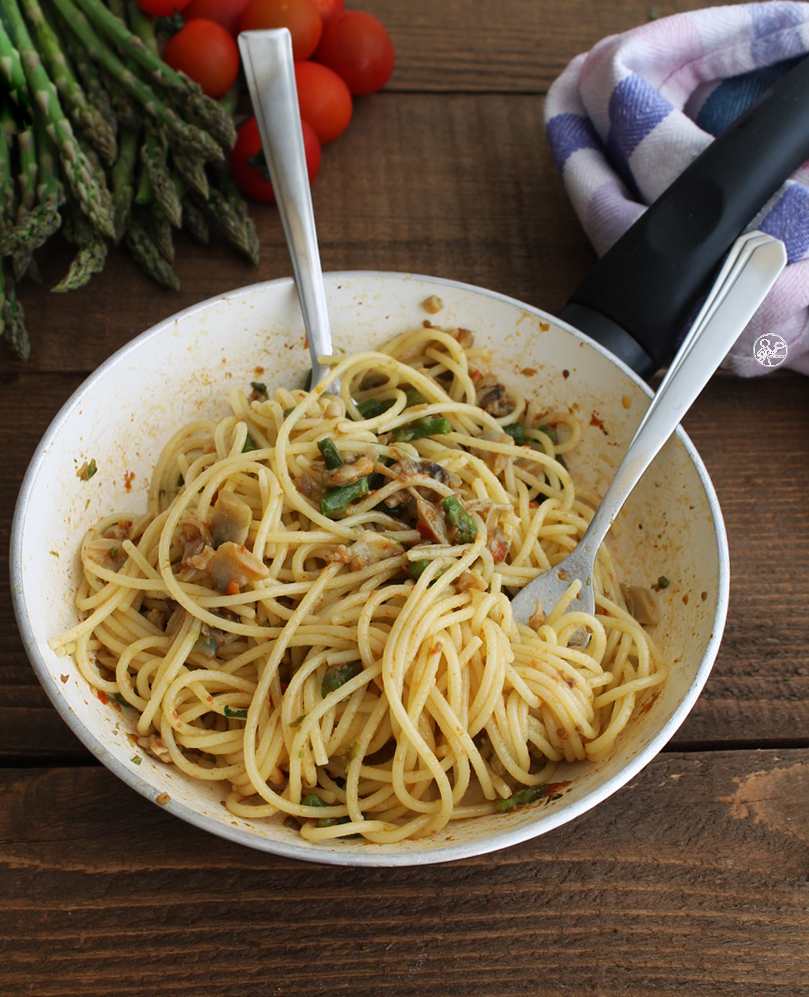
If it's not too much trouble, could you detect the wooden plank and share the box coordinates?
[364,0,738,93]
[679,373,809,744]
[1,749,808,997]
[0,373,90,757]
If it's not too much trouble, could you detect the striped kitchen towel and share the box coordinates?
[545,1,809,376]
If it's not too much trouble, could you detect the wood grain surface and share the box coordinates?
[1,0,807,994]
[2,750,808,996]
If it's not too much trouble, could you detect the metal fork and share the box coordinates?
[510,230,787,629]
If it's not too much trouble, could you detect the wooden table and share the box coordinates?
[3,2,808,993]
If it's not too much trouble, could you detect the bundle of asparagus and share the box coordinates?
[0,0,260,360]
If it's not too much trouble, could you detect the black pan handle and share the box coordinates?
[558,54,809,376]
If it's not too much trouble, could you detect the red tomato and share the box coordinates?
[239,0,322,61]
[230,116,321,203]
[182,0,250,35]
[162,20,240,98]
[311,0,343,24]
[294,61,352,145]
[313,10,394,95]
[135,0,190,14]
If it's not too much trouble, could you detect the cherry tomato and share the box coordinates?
[230,116,321,203]
[239,0,322,61]
[313,10,394,96]
[134,0,191,14]
[294,61,352,145]
[311,0,343,24]
[182,0,251,35]
[162,20,240,98]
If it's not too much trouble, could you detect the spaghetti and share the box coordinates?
[51,324,666,843]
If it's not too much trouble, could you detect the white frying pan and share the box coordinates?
[10,50,809,866]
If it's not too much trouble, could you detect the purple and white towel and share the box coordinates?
[545,1,809,376]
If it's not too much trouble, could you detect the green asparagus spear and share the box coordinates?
[169,167,210,243]
[0,100,48,277]
[0,103,29,275]
[0,197,61,258]
[354,390,422,420]
[198,186,261,264]
[1,259,30,359]
[97,68,140,132]
[321,477,370,518]
[134,147,153,207]
[503,423,525,445]
[68,0,236,150]
[318,437,345,470]
[355,397,394,420]
[495,784,551,812]
[110,126,139,241]
[11,123,37,278]
[59,20,115,128]
[0,97,19,229]
[0,117,19,356]
[34,108,65,208]
[206,160,260,261]
[404,389,426,406]
[0,24,30,110]
[123,0,157,53]
[140,128,181,227]
[124,213,180,290]
[9,112,66,264]
[19,0,117,164]
[406,558,430,580]
[388,416,452,443]
[301,793,325,808]
[442,495,477,544]
[180,192,210,244]
[52,239,107,291]
[148,203,174,263]
[1,0,115,239]
[15,124,37,216]
[53,201,107,291]
[171,148,209,199]
[49,0,224,163]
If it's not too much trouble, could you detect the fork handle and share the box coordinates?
[580,232,786,554]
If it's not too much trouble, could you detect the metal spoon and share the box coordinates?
[239,28,334,389]
[510,230,787,629]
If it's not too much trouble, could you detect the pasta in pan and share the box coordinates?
[51,324,666,843]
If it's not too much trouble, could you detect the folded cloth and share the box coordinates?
[544,2,809,376]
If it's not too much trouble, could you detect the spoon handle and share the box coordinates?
[239,29,333,388]
[581,231,786,554]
